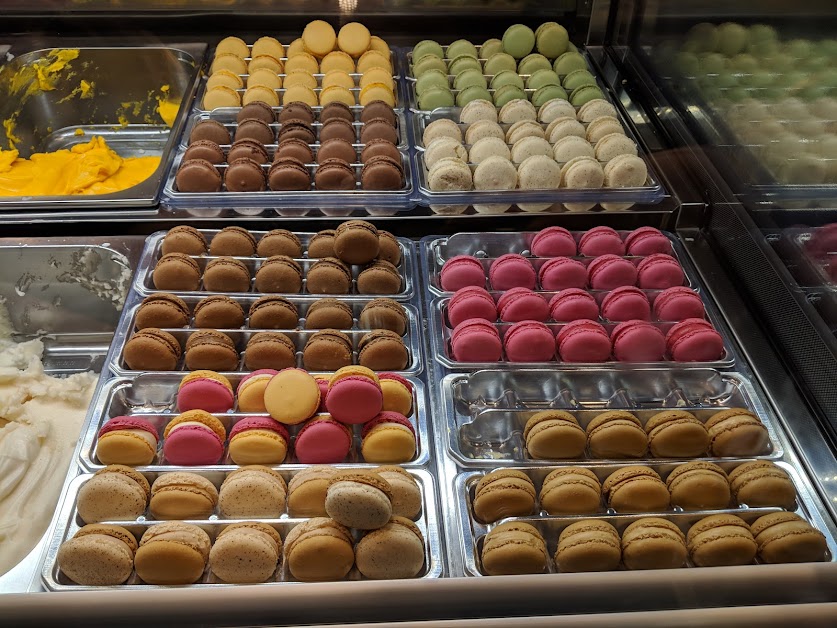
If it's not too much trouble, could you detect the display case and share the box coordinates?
[2,2,837,626]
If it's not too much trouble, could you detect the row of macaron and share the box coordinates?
[152,255,402,295]
[161,222,400,266]
[204,78,397,110]
[135,294,409,335]
[516,407,768,461]
[124,327,410,372]
[448,317,724,363]
[439,253,686,293]
[481,512,826,575]
[472,458,791,525]
[446,286,706,327]
[454,95,619,128]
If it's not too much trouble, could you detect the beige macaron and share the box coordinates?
[481,521,548,575]
[554,519,621,573]
[465,120,506,145]
[539,97,577,123]
[505,120,546,144]
[355,516,425,579]
[460,99,498,124]
[686,514,756,567]
[134,521,211,585]
[666,461,731,510]
[375,466,422,519]
[284,517,355,581]
[560,156,605,189]
[77,465,151,524]
[586,411,648,459]
[577,98,618,123]
[474,156,518,192]
[539,467,602,515]
[595,133,638,162]
[602,465,670,512]
[57,524,138,585]
[325,471,394,529]
[149,472,219,520]
[498,98,538,123]
[428,157,473,191]
[553,135,595,163]
[546,116,586,143]
[469,136,511,164]
[621,517,687,570]
[604,154,648,187]
[523,410,586,459]
[472,469,536,523]
[423,118,463,146]
[585,115,624,143]
[511,136,553,163]
[219,466,287,518]
[425,137,469,169]
[210,521,282,583]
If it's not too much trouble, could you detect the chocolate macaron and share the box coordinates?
[275,138,314,164]
[227,139,269,165]
[361,101,396,126]
[248,296,299,329]
[209,226,257,257]
[315,158,357,190]
[162,226,207,256]
[136,293,191,329]
[184,329,239,371]
[307,257,353,294]
[360,139,400,164]
[236,101,276,125]
[358,260,401,294]
[279,102,315,124]
[279,120,316,144]
[317,138,357,164]
[255,255,303,293]
[360,118,398,145]
[190,119,231,145]
[245,332,297,370]
[257,229,303,258]
[124,328,182,370]
[176,159,222,193]
[320,118,356,143]
[203,256,252,292]
[153,253,201,291]
[321,101,354,124]
[361,155,403,190]
[225,158,267,192]
[183,140,225,165]
[235,118,275,144]
[269,157,311,191]
[308,230,337,258]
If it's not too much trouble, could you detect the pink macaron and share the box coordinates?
[611,320,666,362]
[623,227,672,256]
[530,226,577,257]
[489,254,537,290]
[361,411,416,455]
[600,287,651,321]
[578,226,626,257]
[538,257,588,291]
[450,318,502,362]
[98,415,158,441]
[448,286,498,327]
[665,318,725,362]
[325,375,384,425]
[548,289,600,321]
[636,254,685,289]
[294,415,353,464]
[314,376,330,412]
[229,415,290,447]
[178,372,235,413]
[497,288,549,322]
[162,421,225,466]
[652,287,705,321]
[503,320,556,362]
[556,320,612,362]
[440,255,486,292]
[587,254,638,290]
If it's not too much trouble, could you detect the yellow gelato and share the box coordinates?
[0,136,160,196]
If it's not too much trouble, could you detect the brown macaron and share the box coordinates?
[308,230,338,258]
[315,158,357,190]
[305,298,354,330]
[666,461,731,510]
[750,512,827,564]
[176,158,222,193]
[539,467,602,515]
[268,157,311,191]
[209,226,257,257]
[203,257,252,292]
[225,157,267,192]
[361,101,396,126]
[687,514,757,567]
[227,139,270,165]
[184,140,226,165]
[279,102,315,124]
[279,119,316,143]
[162,226,208,256]
[334,220,380,265]
[307,257,353,295]
[255,255,303,293]
[621,517,687,570]
[554,519,621,573]
[248,296,300,329]
[645,409,709,458]
[357,260,401,294]
[236,101,276,125]
[245,331,297,370]
[317,138,358,164]
[235,117,275,144]
[586,410,648,459]
[705,408,770,457]
[136,293,191,329]
[360,117,398,144]
[319,118,357,143]
[193,295,246,329]
[473,469,536,523]
[153,253,202,291]
[189,119,231,145]
[481,521,548,576]
[274,138,314,164]
[257,229,303,258]
[602,465,670,513]
[360,155,403,190]
[376,231,401,265]
[320,101,354,124]
[728,460,796,509]
[358,298,407,334]
[523,410,586,460]
[184,329,239,371]
[358,329,409,371]
[57,524,138,586]
[124,328,182,370]
[302,329,354,371]
[360,139,401,164]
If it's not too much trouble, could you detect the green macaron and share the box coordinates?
[502,24,536,59]
[449,54,483,76]
[493,84,527,107]
[418,86,455,110]
[535,22,570,58]
[518,53,553,75]
[413,40,444,60]
[456,85,492,107]
[416,69,450,96]
[490,69,525,90]
[698,53,727,75]
[716,22,749,57]
[553,51,587,76]
[454,68,488,91]
[562,69,597,91]
[481,38,504,60]
[532,84,569,107]
[685,23,720,54]
[413,54,448,78]
[526,68,561,90]
[570,84,605,107]
[447,39,479,60]
[484,52,518,76]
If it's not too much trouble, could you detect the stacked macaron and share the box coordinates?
[176,101,403,193]
[204,23,396,110]
[411,23,605,110]
[59,465,428,584]
[422,98,644,213]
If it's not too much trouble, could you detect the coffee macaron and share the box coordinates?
[750,512,827,564]
[586,410,648,459]
[686,514,757,567]
[57,524,138,585]
[325,471,393,529]
[539,467,602,515]
[136,293,191,330]
[524,410,587,459]
[705,408,770,457]
[666,461,731,510]
[554,519,621,573]
[481,521,549,576]
[77,465,151,524]
[645,410,709,458]
[621,517,687,570]
[472,469,536,523]
[210,521,283,583]
[728,460,796,509]
[602,465,670,513]
[288,466,338,517]
[219,466,288,519]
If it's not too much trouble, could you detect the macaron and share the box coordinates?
[96,416,159,466]
[361,411,417,463]
[209,226,257,257]
[621,518,687,570]
[356,516,425,579]
[334,220,381,265]
[375,466,421,519]
[76,465,150,524]
[134,522,211,585]
[602,465,670,512]
[705,408,770,457]
[587,254,638,290]
[538,256,588,291]
[264,368,321,425]
[193,295,246,329]
[652,287,705,321]
[149,471,219,520]
[530,226,577,257]
[123,328,181,371]
[202,256,251,293]
[610,320,666,362]
[502,24,536,59]
[283,517,355,582]
[287,466,337,517]
[304,298,354,330]
[57,524,137,586]
[503,320,556,362]
[325,365,384,425]
[162,410,226,466]
[538,97,577,123]
[636,254,685,290]
[578,226,625,256]
[294,415,353,464]
[184,329,240,372]
[523,410,586,459]
[556,320,612,363]
[326,471,393,529]
[377,373,414,417]
[244,332,296,371]
[460,99,498,124]
[302,330,353,372]
[236,369,279,413]
[665,318,725,362]
[450,319,502,362]
[554,520,621,573]
[228,416,290,465]
[358,329,409,371]
[600,287,651,322]
[257,229,303,258]
[162,226,208,256]
[448,287,499,327]
[219,466,287,518]
[472,469,536,523]
[153,253,201,292]
[489,254,537,291]
[750,512,827,564]
[359,298,409,335]
[729,460,796,509]
[686,514,757,567]
[481,521,548,576]
[254,255,303,293]
[440,256,486,292]
[586,410,648,458]
[177,370,235,413]
[188,121,231,149]
[624,227,672,256]
[645,410,709,458]
[496,288,549,322]
[539,467,601,514]
[210,521,282,584]
[306,257,352,295]
[357,259,402,295]
[666,461,731,510]
[548,289,600,321]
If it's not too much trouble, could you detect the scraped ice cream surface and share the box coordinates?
[0,303,96,576]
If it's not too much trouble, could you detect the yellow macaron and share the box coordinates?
[252,36,285,60]
[357,50,392,74]
[285,52,320,75]
[283,69,318,90]
[282,84,318,107]
[302,20,337,57]
[211,52,248,75]
[359,67,394,91]
[322,70,356,91]
[216,36,250,59]
[319,85,356,107]
[321,50,356,74]
[337,22,371,58]
[248,54,284,75]
[247,68,282,91]
[287,38,306,58]
[359,82,395,107]
[203,85,241,109]
[207,69,244,91]
[369,36,391,58]
[243,85,280,107]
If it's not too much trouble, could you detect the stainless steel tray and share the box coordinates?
[80,374,431,471]
[454,463,837,576]
[134,230,417,301]
[438,369,781,467]
[41,467,442,590]
[0,45,205,210]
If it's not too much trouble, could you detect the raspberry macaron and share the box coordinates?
[440,255,486,291]
[503,320,556,362]
[578,226,625,257]
[665,318,725,362]
[177,370,235,413]
[447,286,498,327]
[548,289,599,321]
[652,287,705,321]
[600,287,651,322]
[497,288,549,322]
[624,227,672,256]
[587,254,638,290]
[610,320,666,362]
[325,366,384,425]
[636,254,685,290]
[489,254,537,291]
[162,410,226,465]
[530,226,577,257]
[537,257,588,290]
[294,415,353,464]
[556,320,611,362]
[450,318,503,362]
